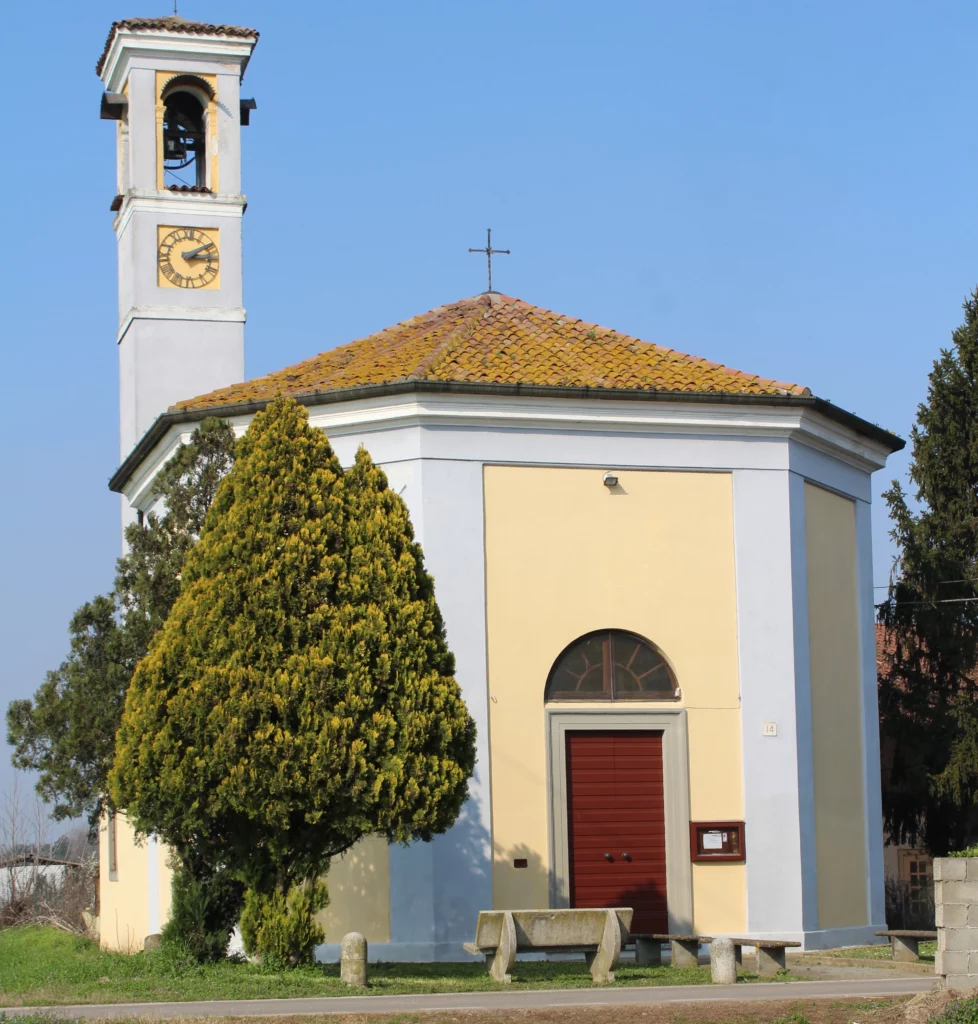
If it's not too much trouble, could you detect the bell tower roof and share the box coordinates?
[96,17,259,86]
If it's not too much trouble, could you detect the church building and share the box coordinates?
[96,17,903,958]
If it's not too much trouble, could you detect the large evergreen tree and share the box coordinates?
[5,596,132,830]
[6,419,236,835]
[880,288,978,854]
[110,398,475,961]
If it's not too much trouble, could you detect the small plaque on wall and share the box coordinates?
[689,821,746,863]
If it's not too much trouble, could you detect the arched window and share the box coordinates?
[161,77,213,188]
[545,630,679,702]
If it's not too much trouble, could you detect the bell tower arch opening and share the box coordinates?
[161,75,214,189]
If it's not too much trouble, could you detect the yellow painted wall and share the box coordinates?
[688,709,746,933]
[484,466,745,935]
[318,836,391,943]
[804,482,868,929]
[100,814,388,951]
[99,812,149,953]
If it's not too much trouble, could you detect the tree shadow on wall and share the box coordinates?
[432,780,494,945]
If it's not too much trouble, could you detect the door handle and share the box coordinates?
[604,853,613,862]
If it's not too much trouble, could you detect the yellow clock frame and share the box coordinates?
[157,225,221,290]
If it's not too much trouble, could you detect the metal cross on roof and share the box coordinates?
[468,229,510,294]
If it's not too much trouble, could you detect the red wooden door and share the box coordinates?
[566,730,667,934]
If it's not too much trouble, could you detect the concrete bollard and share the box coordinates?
[710,937,737,984]
[340,931,368,986]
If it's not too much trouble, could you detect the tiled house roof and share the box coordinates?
[176,292,811,412]
[96,17,259,76]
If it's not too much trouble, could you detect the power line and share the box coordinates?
[874,579,978,590]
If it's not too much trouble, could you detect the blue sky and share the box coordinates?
[1,0,976,800]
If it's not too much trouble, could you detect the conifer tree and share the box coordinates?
[110,398,476,961]
[6,419,236,835]
[880,288,978,853]
[6,596,131,830]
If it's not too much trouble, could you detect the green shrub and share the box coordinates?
[239,880,328,967]
[949,846,978,858]
[160,863,245,963]
[930,996,978,1024]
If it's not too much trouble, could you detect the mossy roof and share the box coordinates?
[175,292,811,412]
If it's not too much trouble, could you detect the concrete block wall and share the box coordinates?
[935,857,978,991]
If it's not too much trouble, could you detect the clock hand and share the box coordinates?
[181,242,215,260]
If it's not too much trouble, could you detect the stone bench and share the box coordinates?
[463,908,633,984]
[628,933,713,967]
[729,937,801,976]
[875,929,937,962]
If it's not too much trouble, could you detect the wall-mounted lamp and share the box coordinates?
[603,471,619,488]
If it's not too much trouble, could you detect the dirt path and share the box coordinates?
[1,978,933,1021]
[45,997,917,1024]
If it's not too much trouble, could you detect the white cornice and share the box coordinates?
[114,191,246,236]
[101,35,257,92]
[126,418,251,508]
[119,392,893,508]
[117,306,247,344]
[303,392,891,472]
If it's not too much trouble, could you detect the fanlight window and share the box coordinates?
[545,630,679,702]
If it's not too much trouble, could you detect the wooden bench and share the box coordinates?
[463,908,633,984]
[628,933,713,967]
[729,938,801,976]
[875,929,937,962]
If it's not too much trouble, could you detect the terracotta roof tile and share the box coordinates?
[96,17,259,77]
[175,292,812,412]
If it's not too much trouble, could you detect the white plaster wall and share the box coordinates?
[734,469,808,939]
[125,67,157,190]
[214,70,243,193]
[789,441,873,503]
[421,459,493,954]
[119,320,244,455]
[789,471,819,934]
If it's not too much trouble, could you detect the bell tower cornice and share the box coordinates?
[112,190,247,238]
[97,18,259,93]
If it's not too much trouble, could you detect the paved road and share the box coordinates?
[3,977,935,1019]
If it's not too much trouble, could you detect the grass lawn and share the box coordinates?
[0,927,791,1007]
[814,941,936,963]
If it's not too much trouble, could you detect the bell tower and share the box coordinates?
[97,17,259,459]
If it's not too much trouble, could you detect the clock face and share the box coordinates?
[157,227,219,288]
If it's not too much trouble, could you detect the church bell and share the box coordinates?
[163,121,188,163]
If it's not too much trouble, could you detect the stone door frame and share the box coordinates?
[546,707,694,934]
